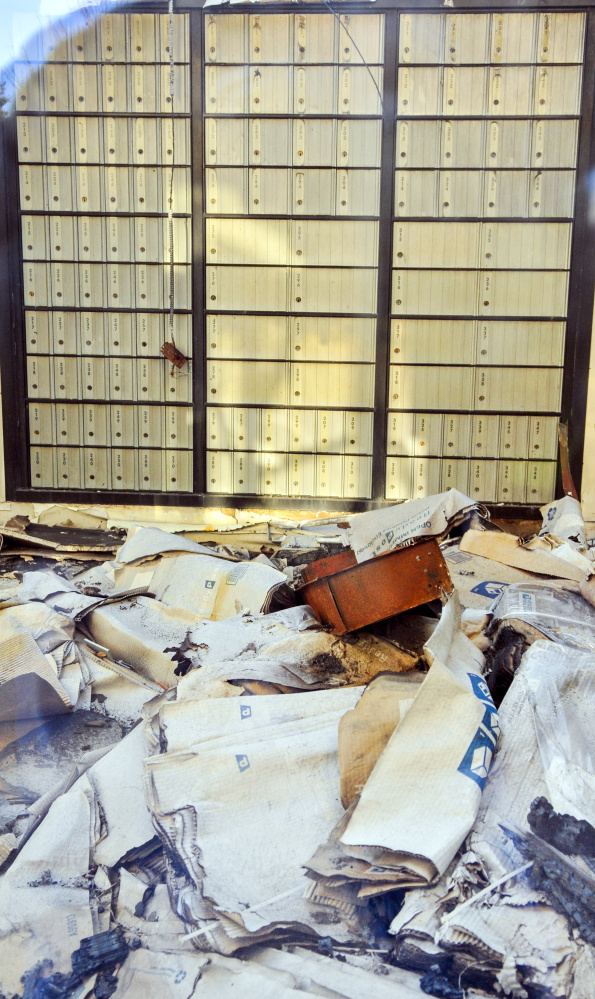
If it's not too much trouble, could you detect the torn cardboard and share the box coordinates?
[459,529,588,582]
[0,519,123,553]
[116,527,235,565]
[338,672,425,809]
[441,539,579,610]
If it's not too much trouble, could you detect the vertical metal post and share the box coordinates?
[190,7,206,494]
[371,10,398,502]
[0,113,28,498]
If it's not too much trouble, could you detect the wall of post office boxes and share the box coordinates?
[14,8,193,494]
[5,6,594,505]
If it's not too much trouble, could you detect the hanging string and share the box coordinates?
[168,0,176,351]
[323,0,384,114]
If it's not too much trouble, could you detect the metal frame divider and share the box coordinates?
[190,6,206,495]
[371,9,398,503]
[0,111,28,496]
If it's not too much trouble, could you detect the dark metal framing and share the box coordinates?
[370,9,398,500]
[1,111,28,496]
[190,7,206,494]
[1,0,595,511]
[560,8,595,496]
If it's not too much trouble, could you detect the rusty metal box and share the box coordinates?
[298,537,453,635]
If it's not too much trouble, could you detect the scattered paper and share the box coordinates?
[540,495,588,548]
[0,630,74,720]
[308,595,499,893]
[0,498,591,998]
[115,552,288,619]
[87,597,192,685]
[17,569,104,619]
[489,583,595,652]
[89,723,157,867]
[523,640,595,826]
[348,490,482,563]
[116,527,233,565]
[0,780,95,994]
[111,948,207,999]
[181,605,418,694]
[523,534,594,574]
[252,946,427,998]
[116,869,195,954]
[390,631,593,998]
[144,688,364,951]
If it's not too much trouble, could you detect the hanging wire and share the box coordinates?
[168,0,176,351]
[322,0,384,115]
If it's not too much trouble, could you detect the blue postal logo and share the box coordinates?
[240,704,252,719]
[160,971,187,984]
[470,580,509,598]
[467,674,492,705]
[236,754,250,772]
[458,674,500,790]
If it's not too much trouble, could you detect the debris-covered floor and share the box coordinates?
[1,490,595,999]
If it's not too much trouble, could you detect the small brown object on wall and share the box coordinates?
[160,342,187,369]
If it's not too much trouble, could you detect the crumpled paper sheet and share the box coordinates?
[348,489,482,563]
[390,635,595,997]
